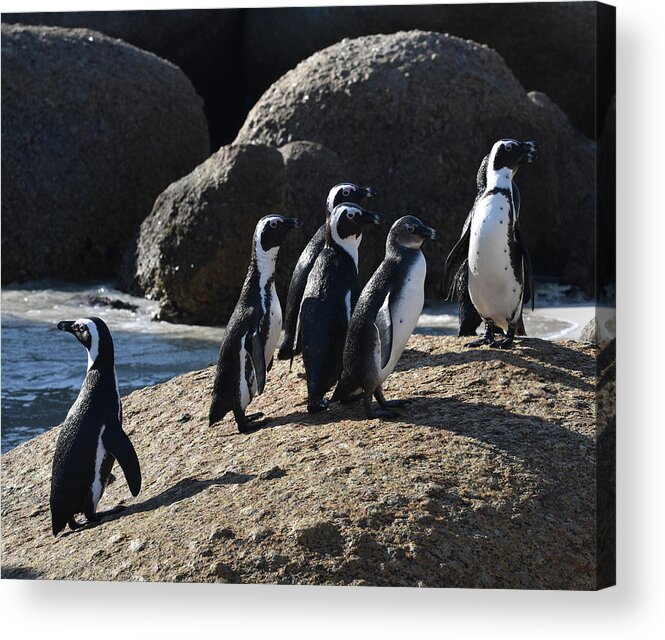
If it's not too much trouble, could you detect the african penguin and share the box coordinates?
[442,139,538,347]
[333,216,439,418]
[298,203,385,413]
[50,317,141,536]
[209,214,299,433]
[277,182,375,361]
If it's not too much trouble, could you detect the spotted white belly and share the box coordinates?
[376,252,426,385]
[264,284,282,368]
[468,194,523,330]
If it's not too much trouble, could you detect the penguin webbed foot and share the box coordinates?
[490,324,516,349]
[374,388,411,409]
[235,409,271,434]
[68,517,83,531]
[307,398,329,414]
[465,321,496,348]
[364,390,398,420]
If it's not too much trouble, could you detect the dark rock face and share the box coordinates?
[2,9,244,147]
[120,144,286,325]
[1,23,210,285]
[120,140,349,325]
[237,31,596,296]
[242,3,600,139]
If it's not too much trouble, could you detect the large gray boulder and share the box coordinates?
[120,141,347,325]
[236,31,596,296]
[2,10,243,147]
[242,3,601,139]
[1,23,210,285]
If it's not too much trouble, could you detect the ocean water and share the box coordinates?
[0,280,595,453]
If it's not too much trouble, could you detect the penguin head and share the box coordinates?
[326,182,376,215]
[490,139,539,174]
[254,214,299,258]
[57,316,114,371]
[389,216,440,250]
[329,204,385,243]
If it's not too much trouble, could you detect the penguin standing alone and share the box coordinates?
[50,317,141,536]
[442,139,538,347]
[277,182,375,361]
[209,214,299,433]
[298,203,385,413]
[333,216,439,418]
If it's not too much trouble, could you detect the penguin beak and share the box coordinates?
[57,320,76,334]
[359,210,385,225]
[285,217,299,229]
[418,225,440,240]
[361,186,376,199]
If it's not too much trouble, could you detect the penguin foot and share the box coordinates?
[68,517,83,531]
[307,399,329,414]
[490,338,514,349]
[237,418,271,434]
[245,412,265,421]
[380,398,412,408]
[106,472,116,486]
[465,337,490,348]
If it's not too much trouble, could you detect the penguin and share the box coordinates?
[209,214,299,433]
[277,182,376,361]
[50,317,141,536]
[442,139,539,348]
[333,216,439,418]
[298,203,385,413]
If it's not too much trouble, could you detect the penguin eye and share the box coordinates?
[504,142,515,151]
[269,220,278,229]
[406,224,415,233]
[342,189,350,197]
[346,210,356,220]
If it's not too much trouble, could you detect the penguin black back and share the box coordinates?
[277,182,375,361]
[299,203,385,413]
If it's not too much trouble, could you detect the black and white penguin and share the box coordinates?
[333,216,439,418]
[50,317,141,536]
[209,214,299,433]
[277,182,375,361]
[442,139,538,347]
[298,203,385,413]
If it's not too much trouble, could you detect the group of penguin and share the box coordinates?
[49,138,538,536]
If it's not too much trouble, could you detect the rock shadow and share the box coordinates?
[400,339,594,393]
[1,565,42,580]
[76,472,255,531]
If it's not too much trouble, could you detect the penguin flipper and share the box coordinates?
[442,221,471,300]
[515,223,535,311]
[248,331,267,395]
[512,181,521,219]
[102,422,141,497]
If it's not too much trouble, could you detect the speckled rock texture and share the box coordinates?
[241,3,603,140]
[1,23,210,285]
[1,336,609,589]
[2,10,244,147]
[119,141,346,325]
[236,31,596,298]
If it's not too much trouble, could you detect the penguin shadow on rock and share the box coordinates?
[405,339,595,395]
[403,394,593,479]
[64,472,255,534]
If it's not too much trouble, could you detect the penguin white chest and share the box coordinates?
[377,252,426,384]
[468,194,523,329]
[263,283,282,367]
